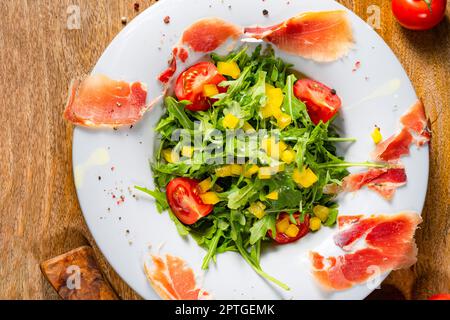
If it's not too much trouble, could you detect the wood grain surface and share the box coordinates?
[0,0,448,300]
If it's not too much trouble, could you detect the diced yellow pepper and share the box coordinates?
[262,137,286,159]
[260,106,274,119]
[371,127,383,144]
[271,164,285,173]
[202,84,219,97]
[162,149,178,163]
[198,177,213,193]
[248,201,266,219]
[266,191,279,200]
[215,165,232,177]
[313,205,330,223]
[200,192,220,205]
[181,146,194,158]
[242,122,256,133]
[309,217,322,231]
[293,167,318,188]
[285,224,300,237]
[223,113,240,129]
[230,164,243,176]
[244,164,259,178]
[265,85,284,110]
[281,149,296,164]
[276,216,290,233]
[277,113,292,129]
[258,166,274,179]
[217,61,241,79]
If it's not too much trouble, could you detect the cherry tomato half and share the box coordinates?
[293,79,342,125]
[268,212,310,244]
[392,0,447,30]
[166,177,213,225]
[175,62,227,111]
[428,293,450,300]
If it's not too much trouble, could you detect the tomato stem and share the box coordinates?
[423,0,432,13]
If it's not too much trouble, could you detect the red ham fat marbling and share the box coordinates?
[342,167,407,200]
[64,75,148,127]
[310,211,421,290]
[244,11,353,62]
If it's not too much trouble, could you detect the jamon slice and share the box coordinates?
[64,74,148,127]
[244,11,353,62]
[400,100,431,146]
[158,18,241,84]
[310,212,421,290]
[342,167,407,200]
[371,127,413,162]
[182,18,242,53]
[144,254,210,300]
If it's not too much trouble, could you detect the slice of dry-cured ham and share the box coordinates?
[310,211,421,290]
[244,11,353,62]
[400,100,431,146]
[342,167,407,200]
[64,74,148,127]
[144,254,211,300]
[371,127,413,162]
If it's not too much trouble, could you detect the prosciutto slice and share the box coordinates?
[310,212,421,290]
[158,18,242,84]
[371,127,413,162]
[400,100,431,146]
[182,18,242,53]
[144,254,210,300]
[244,11,353,62]
[64,75,148,127]
[342,167,407,200]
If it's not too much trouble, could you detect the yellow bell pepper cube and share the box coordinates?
[276,216,290,233]
[198,177,213,193]
[202,84,219,97]
[258,166,274,179]
[313,205,330,222]
[266,191,279,200]
[223,113,240,129]
[215,165,232,177]
[271,164,285,173]
[309,217,322,231]
[217,61,241,79]
[244,164,259,178]
[260,105,274,119]
[242,122,256,133]
[277,113,292,129]
[262,137,287,159]
[285,224,300,237]
[293,167,318,188]
[281,149,296,164]
[162,149,178,163]
[200,192,220,205]
[181,146,194,158]
[371,127,383,144]
[265,85,284,110]
[248,201,266,219]
[230,164,243,176]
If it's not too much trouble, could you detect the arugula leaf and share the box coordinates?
[165,97,194,130]
[227,183,258,210]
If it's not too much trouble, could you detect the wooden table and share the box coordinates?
[0,0,448,300]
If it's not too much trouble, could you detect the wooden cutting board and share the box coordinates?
[0,0,448,299]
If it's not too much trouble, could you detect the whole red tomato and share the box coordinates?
[392,0,447,30]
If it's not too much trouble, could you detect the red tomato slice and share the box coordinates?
[268,213,310,244]
[166,177,213,225]
[428,294,450,300]
[175,62,227,111]
[392,0,447,31]
[293,79,342,125]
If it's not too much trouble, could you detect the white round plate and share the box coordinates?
[72,0,428,300]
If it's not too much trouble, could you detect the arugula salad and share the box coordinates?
[138,46,373,290]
